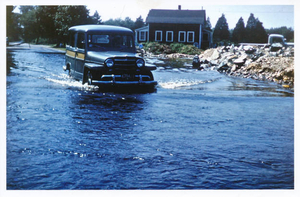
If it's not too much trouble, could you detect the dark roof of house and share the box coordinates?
[146,9,205,24]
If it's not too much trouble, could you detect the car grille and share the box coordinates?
[114,57,136,68]
[101,74,152,82]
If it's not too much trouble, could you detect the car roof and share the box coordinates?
[69,25,133,34]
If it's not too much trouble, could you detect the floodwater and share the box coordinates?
[6,47,294,189]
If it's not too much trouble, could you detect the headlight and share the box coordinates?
[105,59,114,67]
[136,59,145,68]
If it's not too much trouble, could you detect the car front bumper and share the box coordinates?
[92,74,157,87]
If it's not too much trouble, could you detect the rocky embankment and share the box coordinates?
[195,45,294,88]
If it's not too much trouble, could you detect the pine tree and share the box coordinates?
[245,13,267,43]
[232,17,245,43]
[213,14,230,43]
[253,20,268,43]
[91,11,102,24]
[205,17,212,30]
[245,13,256,42]
[134,15,145,29]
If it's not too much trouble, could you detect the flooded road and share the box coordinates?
[6,46,294,189]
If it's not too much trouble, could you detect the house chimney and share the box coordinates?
[178,5,181,10]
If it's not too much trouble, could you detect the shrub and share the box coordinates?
[180,45,202,55]
[143,42,169,54]
[142,42,202,55]
[170,43,185,53]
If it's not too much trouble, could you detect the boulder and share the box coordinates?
[211,49,220,60]
[244,46,256,54]
[217,59,229,72]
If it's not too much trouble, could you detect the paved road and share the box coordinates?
[7,43,65,54]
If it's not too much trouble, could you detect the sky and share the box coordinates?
[86,0,295,29]
[9,0,295,29]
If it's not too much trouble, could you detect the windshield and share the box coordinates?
[271,37,284,44]
[87,34,135,52]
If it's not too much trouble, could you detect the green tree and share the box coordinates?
[134,15,145,29]
[19,6,35,14]
[19,6,39,43]
[245,13,256,42]
[205,17,212,30]
[232,17,246,43]
[123,17,135,30]
[91,11,102,24]
[104,17,135,30]
[245,13,267,43]
[7,6,21,41]
[55,6,92,44]
[213,14,230,43]
[253,20,268,43]
[104,18,123,26]
[34,6,58,43]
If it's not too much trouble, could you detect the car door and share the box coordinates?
[75,32,86,79]
[65,31,76,76]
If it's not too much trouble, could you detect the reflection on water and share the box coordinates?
[6,50,17,75]
[227,77,294,97]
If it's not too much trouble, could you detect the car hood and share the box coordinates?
[86,51,139,63]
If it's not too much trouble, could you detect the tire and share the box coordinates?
[147,71,154,81]
[87,70,93,85]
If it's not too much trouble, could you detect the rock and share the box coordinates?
[198,64,210,71]
[233,54,247,66]
[200,58,209,64]
[217,60,229,72]
[270,43,283,52]
[192,55,200,68]
[194,43,294,86]
[227,55,238,62]
[244,46,256,54]
[211,49,220,60]
[231,64,238,72]
[210,60,219,66]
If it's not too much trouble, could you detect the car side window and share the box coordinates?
[68,31,76,48]
[77,33,85,49]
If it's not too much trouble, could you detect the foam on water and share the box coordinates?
[45,74,99,91]
[158,77,221,89]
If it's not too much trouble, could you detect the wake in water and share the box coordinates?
[45,73,99,91]
[158,77,221,89]
[45,73,222,91]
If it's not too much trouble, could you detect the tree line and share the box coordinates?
[6,5,145,46]
[7,5,294,46]
[211,13,294,45]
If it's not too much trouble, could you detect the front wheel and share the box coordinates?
[87,70,93,85]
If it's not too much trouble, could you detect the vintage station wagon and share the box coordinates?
[64,25,157,89]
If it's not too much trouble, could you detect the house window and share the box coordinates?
[155,31,162,42]
[187,31,195,43]
[139,31,147,42]
[178,31,186,42]
[166,31,173,42]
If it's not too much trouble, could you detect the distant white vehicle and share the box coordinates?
[239,34,294,47]
[268,34,294,47]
